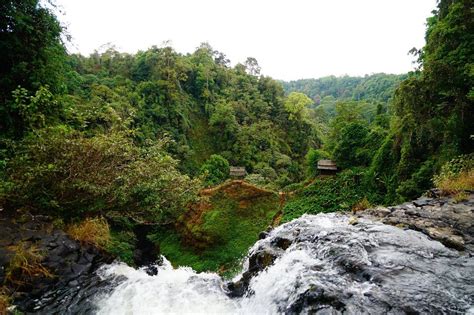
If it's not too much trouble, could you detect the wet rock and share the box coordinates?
[272,237,292,250]
[0,214,114,313]
[286,287,346,314]
[133,224,160,268]
[359,192,474,252]
[258,231,269,240]
[413,197,432,207]
[228,212,473,313]
[226,246,280,297]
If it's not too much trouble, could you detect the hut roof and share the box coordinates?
[229,166,247,177]
[317,159,337,171]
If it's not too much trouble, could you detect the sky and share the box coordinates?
[54,0,438,81]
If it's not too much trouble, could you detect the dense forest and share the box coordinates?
[0,0,472,276]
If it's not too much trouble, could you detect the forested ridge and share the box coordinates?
[0,0,472,279]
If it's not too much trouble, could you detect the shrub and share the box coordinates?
[453,191,469,203]
[282,168,374,222]
[333,122,370,169]
[352,197,372,212]
[67,217,111,249]
[106,231,136,265]
[5,242,53,287]
[397,159,435,200]
[200,154,229,187]
[3,127,200,223]
[433,154,474,194]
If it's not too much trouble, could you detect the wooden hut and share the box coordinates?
[229,166,247,179]
[317,160,338,176]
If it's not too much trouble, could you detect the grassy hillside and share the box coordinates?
[150,180,280,274]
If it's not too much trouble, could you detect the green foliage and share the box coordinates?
[59,44,323,183]
[0,0,67,138]
[282,169,374,222]
[282,73,406,104]
[396,159,435,200]
[434,154,474,183]
[151,188,280,273]
[3,128,200,223]
[200,154,230,186]
[107,231,136,265]
[1,0,471,275]
[305,148,330,177]
[284,92,313,121]
[12,86,64,131]
[364,0,474,202]
[333,123,370,169]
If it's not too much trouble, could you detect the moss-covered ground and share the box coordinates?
[149,181,280,275]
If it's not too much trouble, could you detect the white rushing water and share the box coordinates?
[95,259,239,315]
[94,214,474,315]
[96,252,330,315]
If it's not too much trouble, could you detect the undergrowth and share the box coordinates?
[5,242,53,287]
[352,197,372,212]
[282,169,376,222]
[149,191,279,275]
[106,231,136,265]
[0,287,10,315]
[67,217,111,249]
[433,154,474,194]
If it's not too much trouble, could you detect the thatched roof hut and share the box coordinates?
[317,160,337,175]
[229,166,247,178]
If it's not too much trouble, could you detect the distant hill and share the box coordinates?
[281,73,407,105]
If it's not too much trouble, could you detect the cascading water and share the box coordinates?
[32,213,474,314]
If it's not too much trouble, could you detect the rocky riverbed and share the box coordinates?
[224,192,473,313]
[358,190,473,252]
[1,191,473,314]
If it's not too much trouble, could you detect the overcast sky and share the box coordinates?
[55,0,437,81]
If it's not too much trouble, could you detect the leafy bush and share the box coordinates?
[67,217,111,249]
[333,122,370,169]
[305,148,330,177]
[433,154,474,194]
[396,159,435,200]
[107,231,136,265]
[3,127,201,223]
[200,154,229,187]
[352,197,372,212]
[282,168,374,222]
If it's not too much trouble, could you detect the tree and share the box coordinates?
[244,57,261,76]
[3,129,200,223]
[200,154,230,186]
[368,0,474,202]
[332,122,370,169]
[284,92,313,121]
[0,0,67,138]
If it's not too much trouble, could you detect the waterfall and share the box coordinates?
[91,214,473,314]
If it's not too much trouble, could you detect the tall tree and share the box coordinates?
[0,0,67,138]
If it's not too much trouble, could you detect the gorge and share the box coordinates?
[5,193,473,314]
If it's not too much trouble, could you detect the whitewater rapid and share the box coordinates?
[93,214,474,314]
